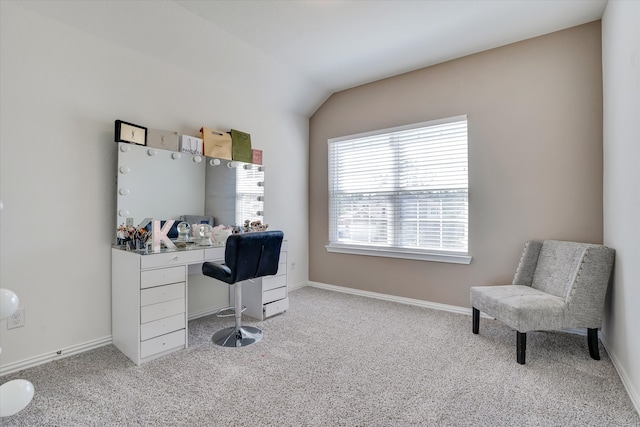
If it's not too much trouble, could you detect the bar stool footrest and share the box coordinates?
[215,305,247,318]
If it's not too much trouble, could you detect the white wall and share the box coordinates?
[602,0,640,412]
[0,2,313,368]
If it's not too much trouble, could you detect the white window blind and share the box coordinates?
[235,164,265,226]
[327,115,470,263]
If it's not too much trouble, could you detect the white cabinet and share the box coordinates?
[242,245,289,320]
[112,248,203,365]
[112,242,288,365]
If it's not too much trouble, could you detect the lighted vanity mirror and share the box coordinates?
[115,143,264,233]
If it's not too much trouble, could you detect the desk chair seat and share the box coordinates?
[202,230,283,347]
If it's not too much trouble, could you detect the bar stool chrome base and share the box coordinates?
[212,326,263,348]
[211,282,263,347]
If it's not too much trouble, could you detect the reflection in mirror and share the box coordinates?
[204,162,265,227]
[115,142,265,235]
[235,163,265,226]
[204,161,235,226]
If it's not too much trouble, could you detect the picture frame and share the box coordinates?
[115,120,147,146]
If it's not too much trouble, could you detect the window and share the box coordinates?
[235,164,265,226]
[327,115,470,264]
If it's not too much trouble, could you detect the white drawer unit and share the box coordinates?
[141,298,185,323]
[140,250,203,269]
[262,274,287,292]
[264,298,289,318]
[112,249,191,365]
[242,246,289,320]
[204,246,225,261]
[262,287,287,304]
[140,282,185,306]
[112,241,290,364]
[140,267,185,289]
[140,313,185,341]
[140,329,186,359]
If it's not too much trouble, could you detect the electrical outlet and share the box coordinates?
[7,307,25,329]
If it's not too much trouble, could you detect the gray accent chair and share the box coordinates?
[470,240,615,364]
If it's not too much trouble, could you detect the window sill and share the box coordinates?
[325,244,472,264]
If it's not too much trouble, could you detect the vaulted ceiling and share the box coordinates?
[18,0,607,115]
[177,0,607,92]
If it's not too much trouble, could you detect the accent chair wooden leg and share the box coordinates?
[517,331,526,365]
[588,328,600,360]
[472,308,479,334]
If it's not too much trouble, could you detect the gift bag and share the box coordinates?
[180,135,203,155]
[201,127,232,160]
[252,149,263,165]
[231,129,252,163]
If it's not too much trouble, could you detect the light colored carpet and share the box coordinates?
[2,286,638,426]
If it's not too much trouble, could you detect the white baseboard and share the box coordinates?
[288,281,307,292]
[0,336,112,376]
[188,306,229,321]
[305,281,474,316]
[600,335,640,415]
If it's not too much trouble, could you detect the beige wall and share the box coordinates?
[309,22,603,308]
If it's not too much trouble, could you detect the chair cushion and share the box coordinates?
[530,240,586,299]
[470,285,567,332]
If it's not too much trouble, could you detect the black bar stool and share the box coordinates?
[202,230,284,347]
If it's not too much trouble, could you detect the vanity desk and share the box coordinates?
[112,140,288,365]
[111,241,288,365]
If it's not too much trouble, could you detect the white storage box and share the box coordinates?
[147,129,180,151]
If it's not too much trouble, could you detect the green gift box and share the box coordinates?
[231,129,252,163]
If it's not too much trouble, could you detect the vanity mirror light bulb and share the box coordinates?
[256,181,264,187]
[118,209,130,217]
[120,144,131,152]
[243,164,252,170]
[119,188,130,196]
[227,161,238,168]
[193,155,202,163]
[119,166,130,174]
[209,159,221,166]
[172,153,181,160]
[147,149,158,156]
